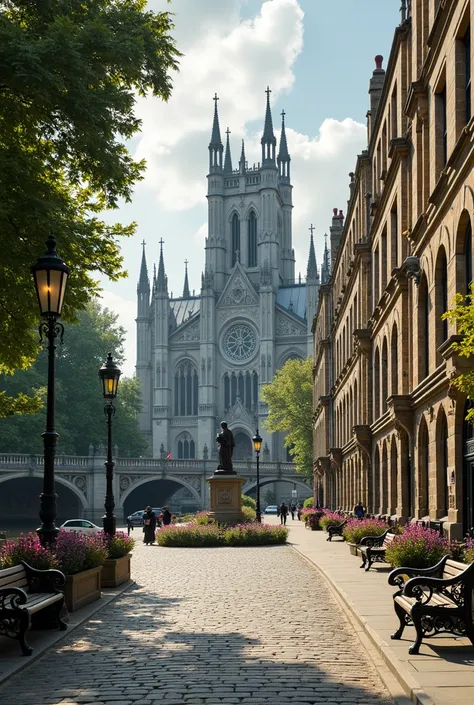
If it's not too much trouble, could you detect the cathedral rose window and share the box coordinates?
[223,324,257,362]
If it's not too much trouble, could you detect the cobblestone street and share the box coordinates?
[0,540,395,705]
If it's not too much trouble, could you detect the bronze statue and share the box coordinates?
[216,422,235,474]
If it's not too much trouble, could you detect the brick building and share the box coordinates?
[312,0,474,539]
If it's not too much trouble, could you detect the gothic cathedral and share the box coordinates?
[136,89,323,462]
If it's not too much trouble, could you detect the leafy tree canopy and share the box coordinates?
[261,358,313,476]
[0,300,147,456]
[444,288,474,423]
[0,0,180,399]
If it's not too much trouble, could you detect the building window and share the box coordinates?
[381,226,388,292]
[465,25,471,124]
[174,361,198,416]
[374,246,380,305]
[437,409,448,519]
[391,324,398,395]
[434,247,448,362]
[390,202,398,269]
[418,417,429,517]
[418,274,429,380]
[436,83,447,170]
[248,211,257,267]
[231,213,240,266]
[465,219,473,290]
[177,434,196,459]
[381,338,388,413]
[223,371,258,411]
[374,347,380,420]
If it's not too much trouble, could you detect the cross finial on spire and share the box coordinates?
[213,92,219,106]
[281,109,286,121]
[265,86,271,100]
[141,239,146,247]
[226,127,231,136]
[184,259,188,269]
[309,224,315,237]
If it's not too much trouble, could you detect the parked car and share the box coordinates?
[60,519,102,534]
[127,508,163,527]
[264,505,279,515]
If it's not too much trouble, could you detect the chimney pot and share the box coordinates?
[333,207,338,216]
[375,55,384,71]
[339,210,344,219]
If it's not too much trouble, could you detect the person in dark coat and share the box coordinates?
[279,502,289,525]
[142,506,156,545]
[161,506,172,526]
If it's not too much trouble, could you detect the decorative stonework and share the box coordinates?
[173,321,199,342]
[223,324,257,362]
[60,474,88,499]
[224,398,257,429]
[222,273,257,307]
[276,314,306,337]
[219,306,258,324]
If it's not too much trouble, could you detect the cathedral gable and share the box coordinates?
[275,307,307,337]
[169,315,200,343]
[217,262,259,309]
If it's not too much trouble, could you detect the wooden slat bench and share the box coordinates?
[359,530,395,571]
[388,556,474,654]
[0,561,67,655]
[326,520,347,541]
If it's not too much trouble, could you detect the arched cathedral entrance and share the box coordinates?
[233,432,252,460]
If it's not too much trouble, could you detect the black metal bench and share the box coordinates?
[326,520,347,541]
[359,530,395,571]
[388,556,474,654]
[0,561,67,655]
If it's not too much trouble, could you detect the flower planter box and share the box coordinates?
[101,554,131,588]
[64,566,102,612]
[348,542,359,556]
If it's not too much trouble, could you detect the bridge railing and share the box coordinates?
[0,454,90,468]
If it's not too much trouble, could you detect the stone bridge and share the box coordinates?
[0,453,313,524]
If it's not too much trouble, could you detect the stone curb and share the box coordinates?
[290,543,435,705]
[0,579,135,687]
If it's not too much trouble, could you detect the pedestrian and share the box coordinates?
[354,501,365,519]
[279,501,289,525]
[162,505,172,526]
[297,504,302,521]
[142,506,157,545]
[290,504,296,520]
[126,518,133,536]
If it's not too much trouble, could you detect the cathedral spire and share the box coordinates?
[209,93,223,172]
[183,259,190,298]
[306,225,317,282]
[261,86,277,166]
[277,109,290,181]
[239,138,246,174]
[137,239,150,294]
[224,127,233,172]
[156,238,168,294]
[321,232,330,284]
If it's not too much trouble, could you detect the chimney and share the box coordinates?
[368,55,385,140]
[330,208,344,269]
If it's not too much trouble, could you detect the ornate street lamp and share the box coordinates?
[31,235,70,546]
[98,352,121,536]
[252,429,263,523]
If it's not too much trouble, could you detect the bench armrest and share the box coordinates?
[21,561,66,593]
[388,555,449,589]
[359,530,388,547]
[403,569,468,603]
[0,586,28,610]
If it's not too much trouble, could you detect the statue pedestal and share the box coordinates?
[207,473,244,524]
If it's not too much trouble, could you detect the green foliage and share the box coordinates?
[262,489,276,505]
[241,494,256,510]
[385,525,450,569]
[0,300,147,455]
[241,505,256,521]
[156,522,288,547]
[105,532,135,559]
[342,519,389,545]
[0,0,180,409]
[0,533,56,570]
[303,496,314,508]
[443,286,474,424]
[261,358,313,476]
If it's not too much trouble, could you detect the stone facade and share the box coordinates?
[312,0,474,539]
[137,91,320,466]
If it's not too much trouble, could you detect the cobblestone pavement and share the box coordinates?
[0,541,395,705]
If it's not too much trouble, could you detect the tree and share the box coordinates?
[444,287,474,423]
[0,300,147,456]
[0,1,180,412]
[261,358,313,476]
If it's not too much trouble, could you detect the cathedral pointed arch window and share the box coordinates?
[174,360,198,416]
[223,370,258,412]
[248,211,257,267]
[177,432,196,459]
[231,213,240,266]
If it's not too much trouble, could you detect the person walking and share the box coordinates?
[279,502,289,525]
[142,506,157,545]
[290,504,296,520]
[161,506,172,526]
[297,504,302,521]
[354,501,366,519]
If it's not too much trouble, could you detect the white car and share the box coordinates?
[264,505,279,515]
[60,519,102,535]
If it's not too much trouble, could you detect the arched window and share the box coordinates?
[455,211,473,295]
[174,361,198,416]
[390,435,398,515]
[373,445,381,514]
[418,416,429,517]
[418,274,429,380]
[465,220,473,291]
[381,441,388,514]
[248,211,257,267]
[231,213,240,266]
[391,324,398,395]
[435,246,448,362]
[382,338,388,413]
[223,371,258,411]
[177,433,196,459]
[436,408,449,519]
[374,347,380,420]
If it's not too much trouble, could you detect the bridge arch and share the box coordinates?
[118,475,202,516]
[242,476,312,498]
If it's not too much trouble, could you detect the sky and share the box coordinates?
[99,0,400,376]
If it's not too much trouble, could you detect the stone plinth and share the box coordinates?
[207,473,244,524]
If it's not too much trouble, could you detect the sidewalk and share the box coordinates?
[285,518,474,705]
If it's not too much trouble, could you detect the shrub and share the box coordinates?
[342,518,388,545]
[223,523,288,546]
[462,537,474,564]
[241,494,256,510]
[303,497,315,508]
[0,533,56,570]
[241,505,256,521]
[194,511,215,525]
[385,524,450,568]
[55,531,108,575]
[102,531,135,559]
[156,523,221,547]
[320,511,344,532]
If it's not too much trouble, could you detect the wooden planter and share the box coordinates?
[348,542,359,556]
[101,554,131,588]
[64,566,102,612]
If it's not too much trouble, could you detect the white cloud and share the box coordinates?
[195,222,208,244]
[99,290,136,378]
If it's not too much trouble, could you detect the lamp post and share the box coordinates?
[31,235,70,547]
[252,429,263,523]
[98,352,121,536]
